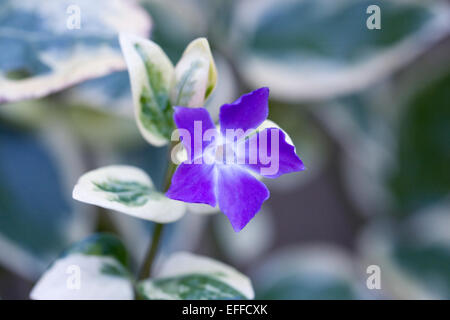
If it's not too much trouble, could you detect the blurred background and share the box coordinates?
[0,0,449,299]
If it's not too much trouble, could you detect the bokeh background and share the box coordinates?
[0,0,449,299]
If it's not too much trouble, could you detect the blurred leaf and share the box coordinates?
[30,233,134,300]
[60,105,141,150]
[232,0,449,100]
[359,207,450,299]
[141,0,207,61]
[61,233,129,268]
[259,274,355,300]
[0,0,151,103]
[392,207,450,299]
[73,165,186,223]
[119,143,169,189]
[265,103,329,192]
[390,71,450,215]
[63,71,133,116]
[214,207,274,265]
[316,91,395,217]
[138,252,254,299]
[393,241,450,299]
[252,246,364,299]
[0,122,92,279]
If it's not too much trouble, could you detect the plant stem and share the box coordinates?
[139,222,164,279]
[163,161,177,191]
[138,146,178,280]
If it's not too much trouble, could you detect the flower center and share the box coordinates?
[204,143,236,165]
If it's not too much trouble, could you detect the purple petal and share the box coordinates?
[238,128,305,178]
[217,165,269,232]
[219,87,269,137]
[173,107,218,162]
[166,163,217,207]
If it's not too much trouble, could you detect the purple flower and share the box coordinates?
[166,87,305,231]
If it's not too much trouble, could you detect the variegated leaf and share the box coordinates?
[138,252,254,300]
[0,0,151,103]
[30,234,133,300]
[0,121,93,280]
[171,38,217,107]
[119,34,175,146]
[73,165,186,223]
[232,0,450,101]
[253,246,363,299]
[360,206,450,299]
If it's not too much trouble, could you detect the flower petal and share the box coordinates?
[219,87,269,137]
[217,165,269,232]
[166,163,217,207]
[238,128,305,178]
[173,107,217,162]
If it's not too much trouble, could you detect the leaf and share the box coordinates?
[61,233,129,268]
[252,246,363,299]
[73,165,186,223]
[63,71,133,116]
[0,0,151,103]
[0,122,93,279]
[119,34,175,146]
[30,233,134,300]
[171,38,217,107]
[360,206,450,299]
[138,252,254,300]
[389,71,450,215]
[232,0,449,100]
[393,242,450,299]
[140,0,208,62]
[120,34,218,146]
[214,208,274,265]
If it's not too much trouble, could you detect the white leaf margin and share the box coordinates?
[0,0,152,103]
[358,207,450,300]
[119,33,175,146]
[0,122,95,280]
[30,253,133,300]
[154,251,255,299]
[72,165,185,223]
[172,38,218,107]
[230,0,450,101]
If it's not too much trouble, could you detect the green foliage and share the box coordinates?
[257,275,356,300]
[173,60,203,106]
[390,72,450,214]
[139,273,248,300]
[61,233,129,268]
[0,0,150,103]
[393,241,450,299]
[251,0,430,62]
[135,44,175,140]
[93,178,153,207]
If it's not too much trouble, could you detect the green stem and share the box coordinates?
[138,145,178,280]
[139,223,164,279]
[163,161,177,191]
